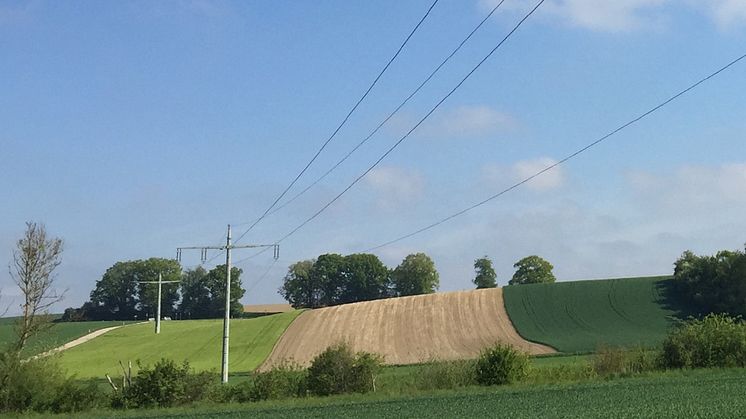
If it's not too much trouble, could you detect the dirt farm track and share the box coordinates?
[261,288,554,369]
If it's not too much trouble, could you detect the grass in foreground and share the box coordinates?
[58,311,302,379]
[68,368,746,418]
[0,316,135,357]
[503,276,679,353]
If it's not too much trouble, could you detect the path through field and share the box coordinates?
[262,288,554,369]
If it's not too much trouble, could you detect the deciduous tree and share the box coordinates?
[473,256,497,289]
[509,255,555,285]
[391,253,439,296]
[9,222,64,351]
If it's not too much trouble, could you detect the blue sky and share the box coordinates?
[1,0,745,315]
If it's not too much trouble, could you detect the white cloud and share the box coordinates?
[365,166,426,211]
[483,157,566,191]
[698,0,746,29]
[393,105,516,140]
[482,0,746,32]
[627,162,746,216]
[481,0,669,32]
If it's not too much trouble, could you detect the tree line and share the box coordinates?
[63,260,246,321]
[279,253,439,309]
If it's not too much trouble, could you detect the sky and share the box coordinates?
[1,0,745,315]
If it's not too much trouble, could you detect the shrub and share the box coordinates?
[475,343,529,386]
[0,351,103,414]
[118,359,216,408]
[592,345,659,377]
[306,343,383,396]
[416,359,476,390]
[234,363,307,402]
[660,314,746,369]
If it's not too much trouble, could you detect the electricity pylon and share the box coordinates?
[177,224,279,383]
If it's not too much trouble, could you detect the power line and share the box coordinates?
[233,0,441,245]
[365,51,746,252]
[260,0,508,220]
[274,0,547,245]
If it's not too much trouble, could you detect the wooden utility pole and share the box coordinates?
[178,224,279,383]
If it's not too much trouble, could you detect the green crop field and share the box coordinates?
[503,276,680,353]
[0,316,134,357]
[88,368,746,418]
[57,311,302,379]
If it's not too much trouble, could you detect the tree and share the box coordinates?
[200,264,245,318]
[338,253,390,304]
[509,255,555,285]
[9,222,64,351]
[178,266,210,319]
[473,256,497,289]
[310,254,346,307]
[672,246,746,317]
[88,258,181,320]
[391,253,439,297]
[278,260,318,309]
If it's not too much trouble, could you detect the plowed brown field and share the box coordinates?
[261,288,554,369]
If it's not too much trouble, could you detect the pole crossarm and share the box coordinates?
[177,244,278,263]
[177,225,280,384]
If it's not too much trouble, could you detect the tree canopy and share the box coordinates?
[391,253,439,296]
[672,246,746,317]
[473,256,497,289]
[280,253,393,308]
[85,258,181,320]
[509,255,555,285]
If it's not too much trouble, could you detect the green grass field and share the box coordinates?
[503,276,680,353]
[57,311,302,378]
[0,316,135,357]
[79,368,746,418]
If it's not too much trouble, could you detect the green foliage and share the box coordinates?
[180,264,245,318]
[415,359,476,390]
[306,343,383,396]
[591,345,658,377]
[86,258,182,321]
[672,247,746,317]
[473,256,497,289]
[339,254,391,304]
[278,260,318,309]
[509,255,556,285]
[117,359,215,409]
[475,343,529,386]
[280,253,392,308]
[0,351,103,413]
[660,314,746,369]
[132,369,746,418]
[503,276,677,353]
[391,253,440,296]
[58,313,301,379]
[234,363,307,402]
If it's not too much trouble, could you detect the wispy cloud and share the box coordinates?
[391,105,517,140]
[483,157,566,192]
[365,166,426,211]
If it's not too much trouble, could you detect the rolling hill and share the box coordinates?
[503,275,679,353]
[261,288,554,370]
[57,311,301,379]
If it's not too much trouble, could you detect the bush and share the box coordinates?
[234,363,307,402]
[306,343,383,396]
[475,343,529,386]
[660,314,746,369]
[117,359,216,408]
[416,359,476,390]
[0,351,103,413]
[592,345,658,377]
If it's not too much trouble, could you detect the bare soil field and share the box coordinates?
[261,288,554,369]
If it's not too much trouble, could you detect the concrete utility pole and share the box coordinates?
[137,273,180,334]
[177,224,279,384]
